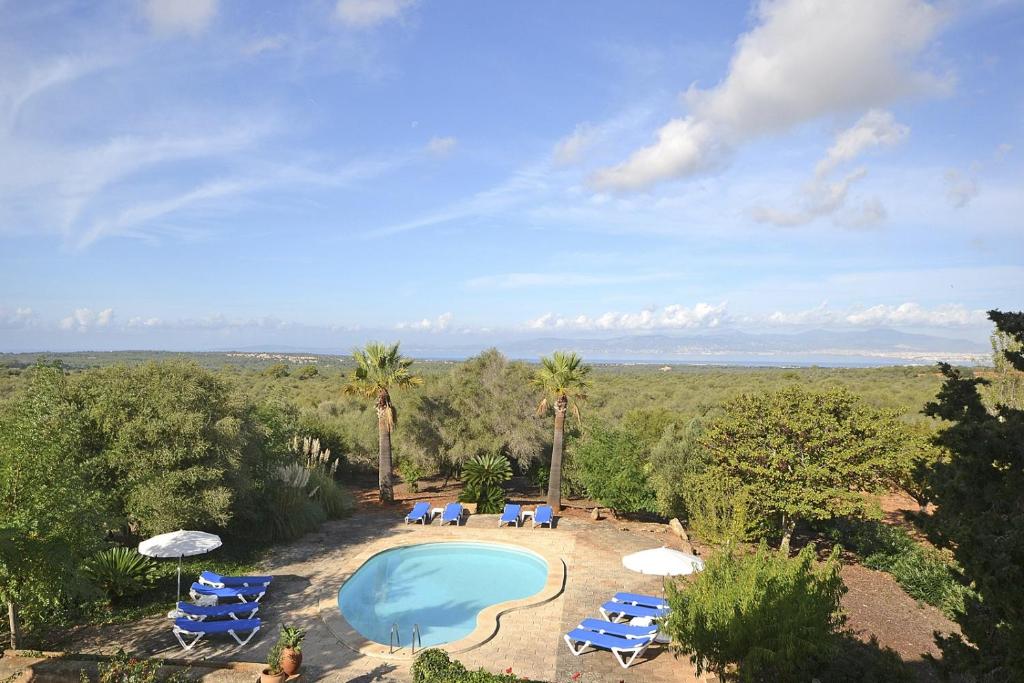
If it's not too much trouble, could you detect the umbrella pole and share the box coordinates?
[177,555,182,604]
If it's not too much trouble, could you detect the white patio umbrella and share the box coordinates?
[138,530,222,603]
[622,546,704,576]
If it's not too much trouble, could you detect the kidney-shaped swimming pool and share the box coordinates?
[337,542,549,647]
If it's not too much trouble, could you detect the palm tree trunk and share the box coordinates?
[7,599,19,650]
[546,400,567,510]
[377,410,394,503]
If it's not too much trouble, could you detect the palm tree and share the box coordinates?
[344,342,423,502]
[532,351,590,510]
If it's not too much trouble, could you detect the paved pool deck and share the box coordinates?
[70,509,709,683]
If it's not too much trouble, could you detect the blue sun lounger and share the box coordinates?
[532,504,553,528]
[177,601,259,621]
[600,600,669,622]
[190,582,267,603]
[577,618,659,639]
[498,503,522,527]
[564,627,655,669]
[440,502,463,525]
[198,570,272,588]
[173,616,261,651]
[613,592,669,609]
[405,501,432,524]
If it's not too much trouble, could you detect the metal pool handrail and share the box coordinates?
[389,622,400,654]
[411,623,422,653]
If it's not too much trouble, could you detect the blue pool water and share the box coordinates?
[337,542,548,647]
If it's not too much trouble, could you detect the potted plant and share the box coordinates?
[278,625,306,676]
[260,643,287,683]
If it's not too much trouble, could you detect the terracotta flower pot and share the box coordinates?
[281,648,303,676]
[259,669,287,683]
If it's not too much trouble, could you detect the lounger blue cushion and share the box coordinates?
[177,601,259,620]
[499,504,521,526]
[533,504,553,527]
[600,601,669,620]
[441,502,463,524]
[190,582,266,602]
[578,618,658,639]
[199,570,272,587]
[405,501,431,523]
[613,592,668,608]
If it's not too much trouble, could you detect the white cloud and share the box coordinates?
[761,302,836,326]
[0,307,34,329]
[59,307,114,332]
[749,301,990,329]
[526,303,727,332]
[944,168,979,208]
[845,302,986,327]
[553,124,597,166]
[143,0,218,36]
[396,312,453,332]
[241,35,287,57]
[335,0,415,28]
[752,110,907,227]
[426,136,457,157]
[592,0,947,191]
[815,109,909,177]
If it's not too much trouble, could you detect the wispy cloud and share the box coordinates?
[553,124,598,166]
[0,307,35,329]
[751,109,908,227]
[426,136,457,157]
[335,0,416,29]
[591,0,948,191]
[751,301,989,328]
[143,0,218,37]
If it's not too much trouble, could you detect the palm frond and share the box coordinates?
[343,341,423,398]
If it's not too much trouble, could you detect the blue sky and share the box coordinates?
[1,0,1022,352]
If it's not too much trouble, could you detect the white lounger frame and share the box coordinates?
[173,622,260,651]
[563,632,653,669]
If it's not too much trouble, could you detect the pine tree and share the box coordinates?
[922,310,1024,680]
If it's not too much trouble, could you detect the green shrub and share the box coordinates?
[683,471,753,546]
[82,548,157,604]
[459,453,511,513]
[85,649,190,683]
[265,483,327,541]
[411,649,529,683]
[308,469,354,519]
[824,519,972,618]
[664,543,846,682]
[397,459,425,492]
[572,422,657,514]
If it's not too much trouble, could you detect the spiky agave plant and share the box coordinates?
[82,547,157,603]
[460,452,512,514]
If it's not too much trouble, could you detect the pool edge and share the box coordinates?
[318,537,567,660]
